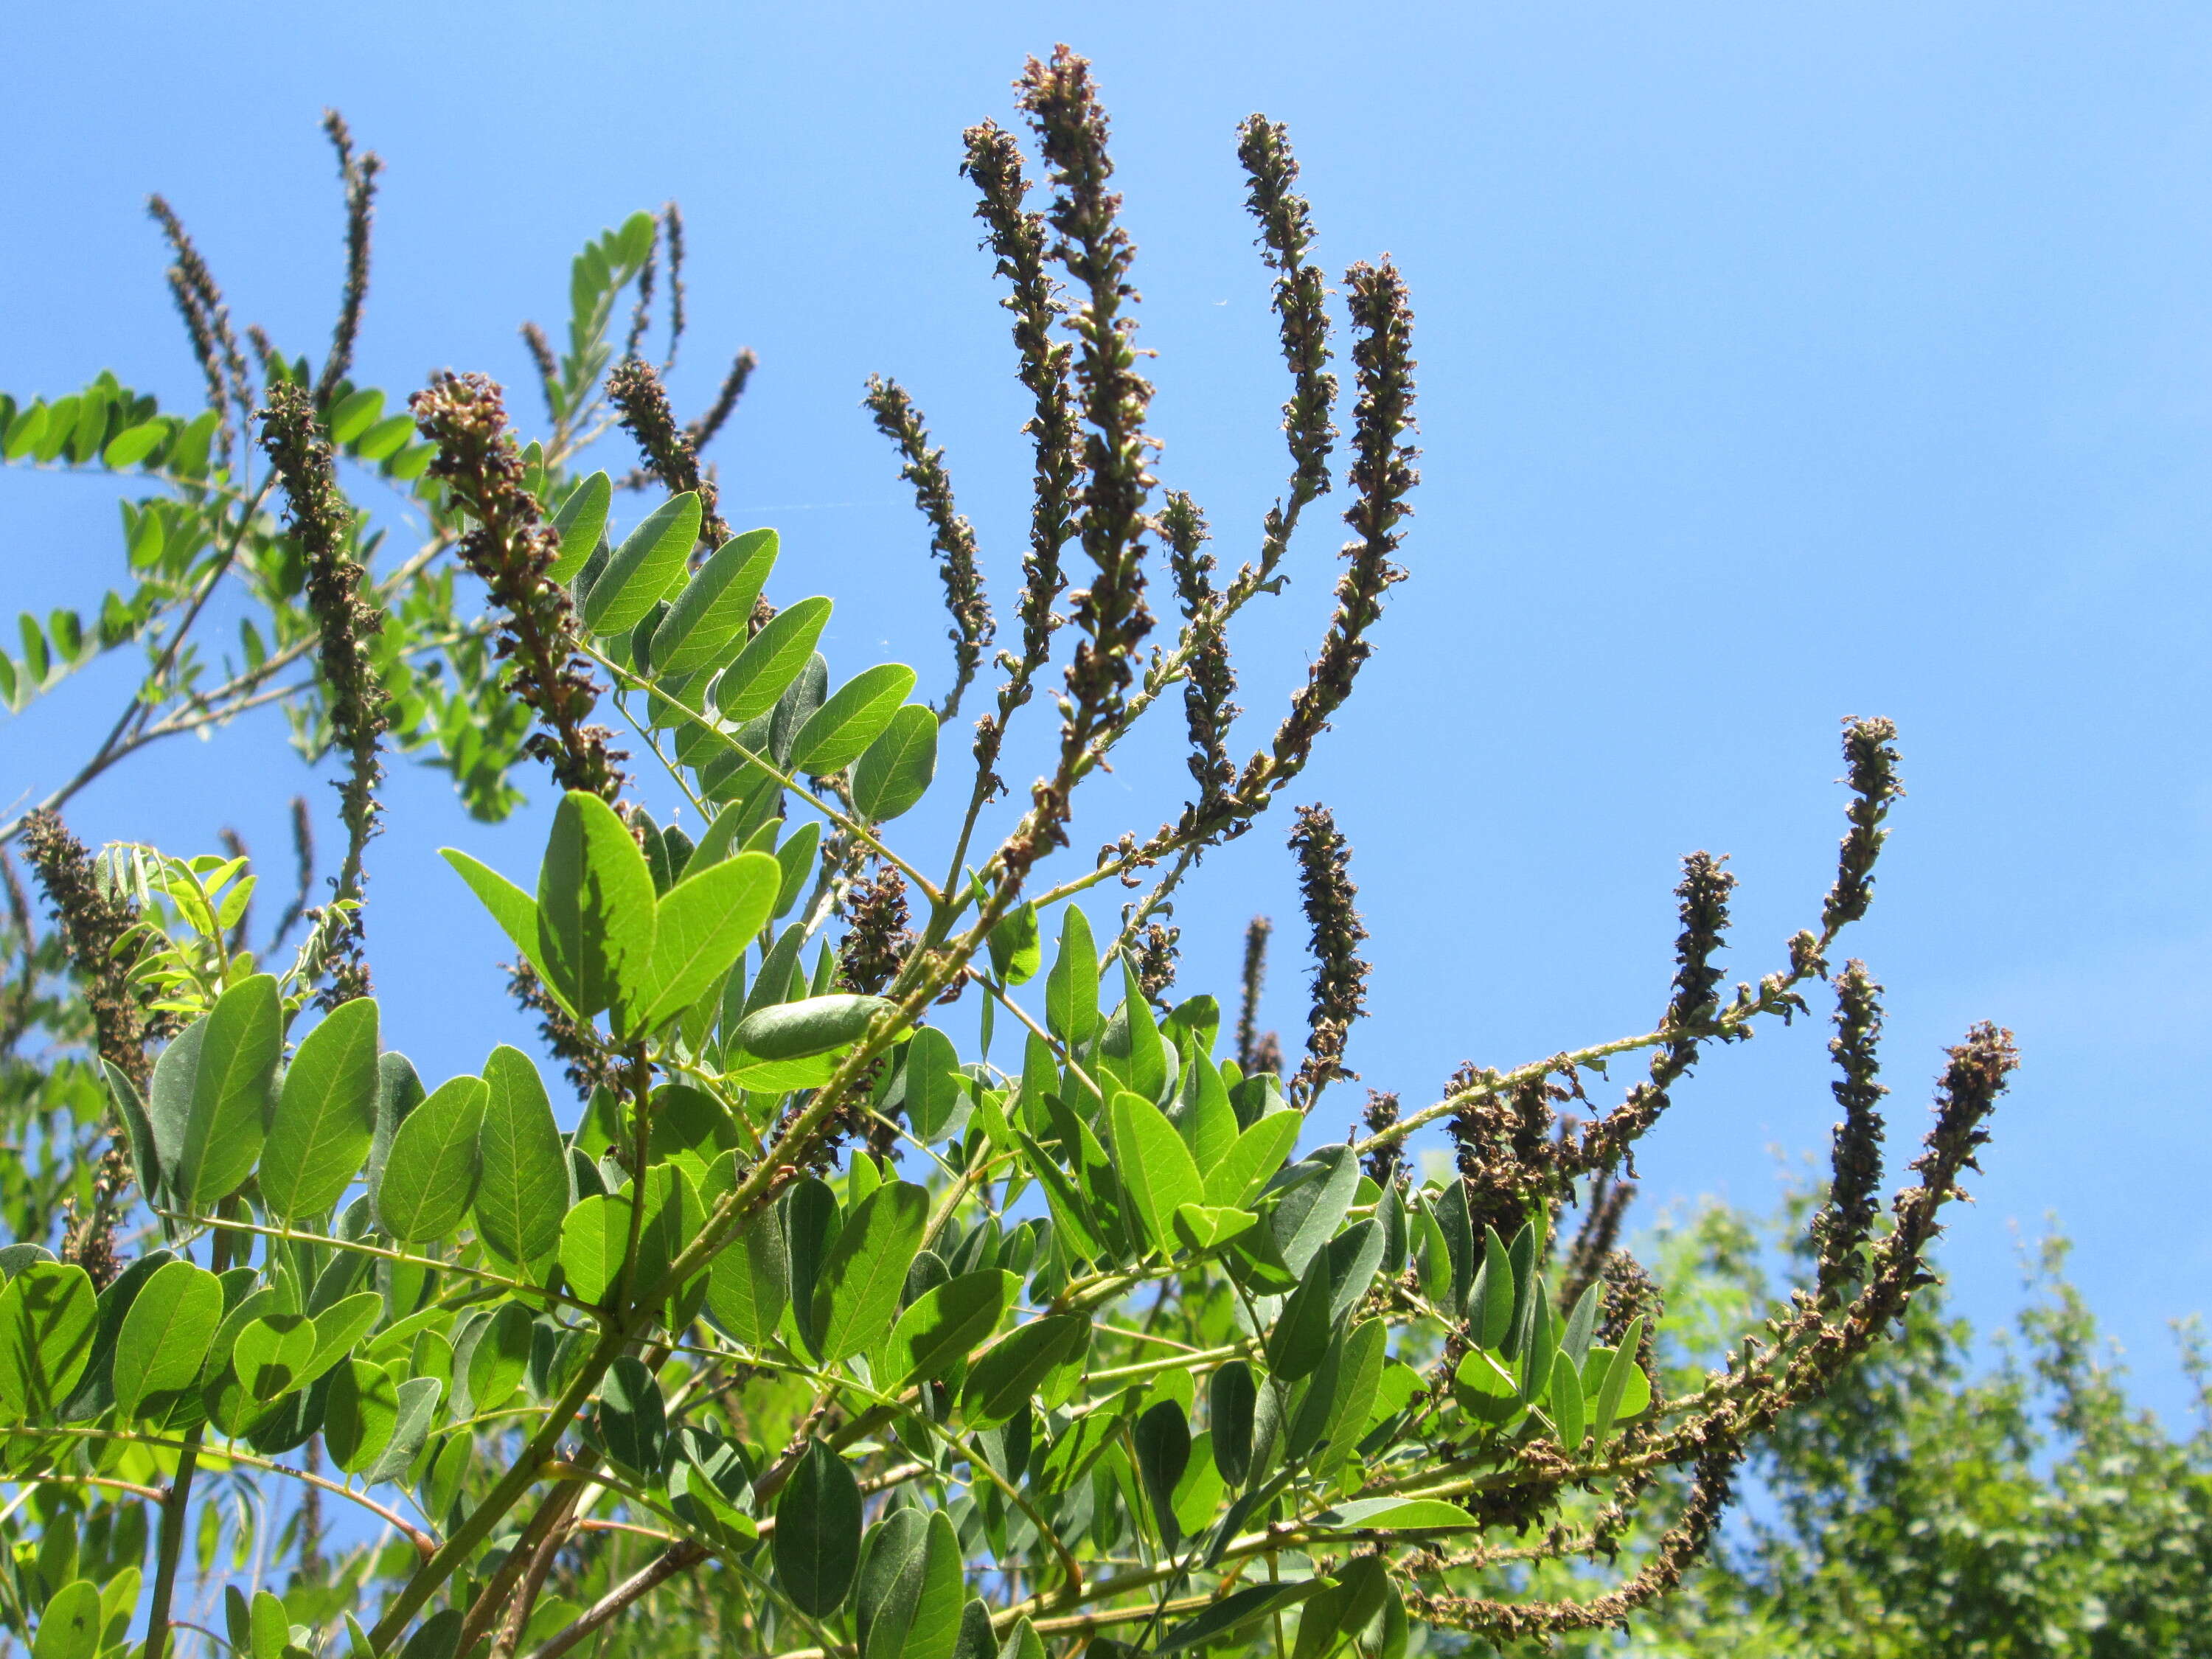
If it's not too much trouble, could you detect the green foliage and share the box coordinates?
[0,46,2072,1659]
[1557,1204,2212,1659]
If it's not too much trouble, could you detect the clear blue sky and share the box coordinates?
[4,2,2208,1418]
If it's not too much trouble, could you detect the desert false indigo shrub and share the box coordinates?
[0,46,2013,1659]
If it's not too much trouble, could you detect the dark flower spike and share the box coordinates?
[689,347,757,453]
[261,381,388,1007]
[1571,851,1736,1175]
[410,371,627,801]
[1263,260,1416,783]
[1235,914,1279,1077]
[660,201,687,374]
[21,810,167,1089]
[1823,715,1904,939]
[1812,959,1888,1305]
[864,375,995,723]
[313,109,383,410]
[1017,46,1157,737]
[1287,802,1370,1110]
[1134,919,1180,1009]
[148,194,251,470]
[1235,114,1338,578]
[1360,1089,1403,1187]
[961,119,1079,680]
[606,356,729,552]
[1161,492,1239,811]
[838,860,917,997]
[22,809,173,1287]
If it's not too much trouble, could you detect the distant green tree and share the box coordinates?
[1562,1201,2212,1659]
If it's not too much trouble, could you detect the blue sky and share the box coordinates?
[4,1,2208,1418]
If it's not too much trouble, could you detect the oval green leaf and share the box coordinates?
[790,663,917,776]
[261,997,381,1220]
[852,703,938,822]
[474,1046,568,1266]
[811,1180,928,1363]
[112,1259,222,1423]
[375,1074,487,1245]
[546,470,612,585]
[653,527,778,675]
[714,596,832,723]
[582,490,700,638]
[535,790,658,1029]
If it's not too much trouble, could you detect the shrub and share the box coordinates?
[0,49,2013,1659]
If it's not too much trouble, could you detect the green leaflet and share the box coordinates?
[171,974,282,1211]
[705,1208,790,1348]
[773,1440,861,1617]
[1098,958,1168,1104]
[852,704,937,822]
[638,851,779,1029]
[811,1180,928,1363]
[1209,1359,1257,1486]
[1549,1349,1586,1450]
[1203,1109,1303,1211]
[545,470,611,584]
[0,1262,97,1422]
[60,1248,173,1422]
[952,1601,997,1659]
[771,820,820,921]
[1310,1498,1478,1533]
[32,1581,100,1659]
[1470,1225,1514,1350]
[653,526,776,674]
[461,1301,533,1413]
[1311,1318,1385,1475]
[1107,1090,1204,1256]
[1589,1315,1649,1446]
[324,1358,399,1475]
[1271,1144,1360,1281]
[1264,1248,1337,1382]
[1157,1582,1320,1653]
[112,1259,221,1423]
[100,1061,160,1207]
[1133,1398,1192,1548]
[248,1590,290,1659]
[791,663,917,775]
[960,1313,1088,1427]
[261,997,381,1220]
[715,596,832,723]
[902,1026,964,1142]
[881,1269,1013,1388]
[536,790,658,1030]
[987,901,1041,987]
[474,1046,567,1267]
[560,1194,627,1308]
[1452,1347,1521,1425]
[599,1354,666,1475]
[363,1374,442,1486]
[732,993,892,1062]
[375,1075,487,1245]
[582,490,700,637]
[904,1510,964,1659]
[232,1313,316,1402]
[1045,905,1100,1044]
[303,1293,383,1385]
